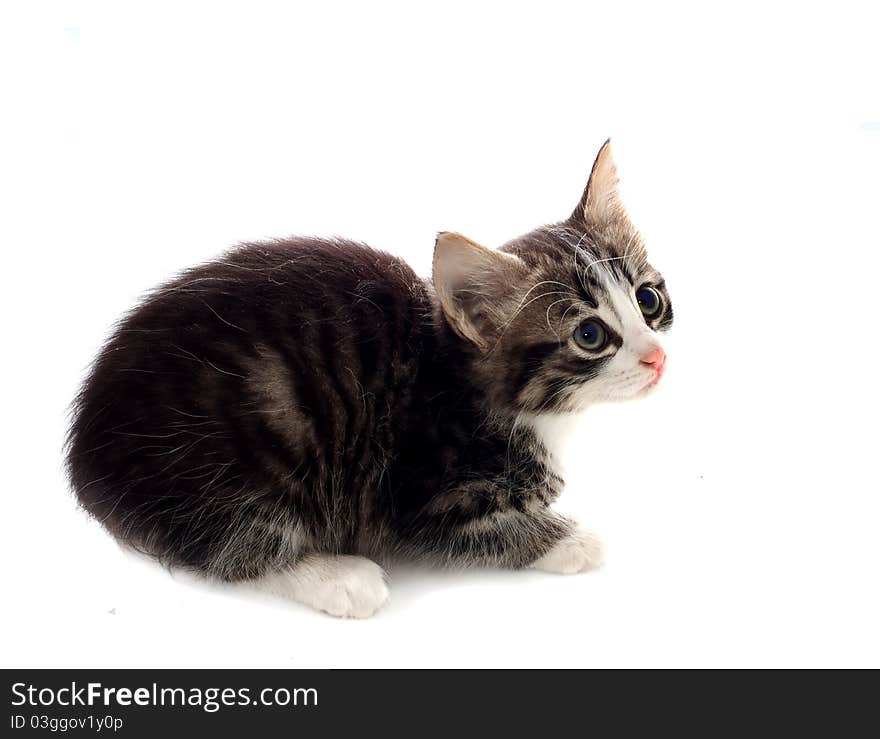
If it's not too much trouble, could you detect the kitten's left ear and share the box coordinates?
[570,138,625,224]
[433,232,528,352]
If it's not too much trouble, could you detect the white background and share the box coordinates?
[2,1,878,668]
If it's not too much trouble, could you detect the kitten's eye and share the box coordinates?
[574,320,607,351]
[636,286,662,318]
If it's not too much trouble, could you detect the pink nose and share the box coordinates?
[640,347,666,369]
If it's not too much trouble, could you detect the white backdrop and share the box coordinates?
[2,1,878,667]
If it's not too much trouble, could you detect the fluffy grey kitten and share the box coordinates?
[67,141,672,617]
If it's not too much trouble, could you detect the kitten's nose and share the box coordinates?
[640,347,666,369]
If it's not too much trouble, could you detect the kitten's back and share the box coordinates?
[66,238,433,576]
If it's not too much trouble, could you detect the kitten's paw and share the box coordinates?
[307,557,390,619]
[263,555,390,618]
[531,529,605,574]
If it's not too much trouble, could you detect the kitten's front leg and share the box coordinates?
[530,527,605,574]
[403,491,603,572]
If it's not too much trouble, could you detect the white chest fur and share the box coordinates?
[522,412,580,476]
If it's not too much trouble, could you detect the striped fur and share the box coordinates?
[66,143,672,613]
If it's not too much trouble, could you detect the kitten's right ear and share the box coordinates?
[433,232,527,352]
[570,138,625,224]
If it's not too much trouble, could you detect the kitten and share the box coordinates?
[67,141,672,618]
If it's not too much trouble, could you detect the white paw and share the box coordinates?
[531,529,605,574]
[261,555,390,618]
[312,560,390,619]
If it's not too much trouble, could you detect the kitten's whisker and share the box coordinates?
[621,230,640,272]
[558,300,584,334]
[488,289,577,355]
[584,253,625,274]
[544,296,579,339]
[536,381,573,414]
[568,230,593,294]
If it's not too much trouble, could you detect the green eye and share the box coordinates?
[574,320,607,351]
[636,285,662,318]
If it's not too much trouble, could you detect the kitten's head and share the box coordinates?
[433,140,673,414]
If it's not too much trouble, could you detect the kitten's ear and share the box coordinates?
[571,138,624,224]
[433,232,527,352]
